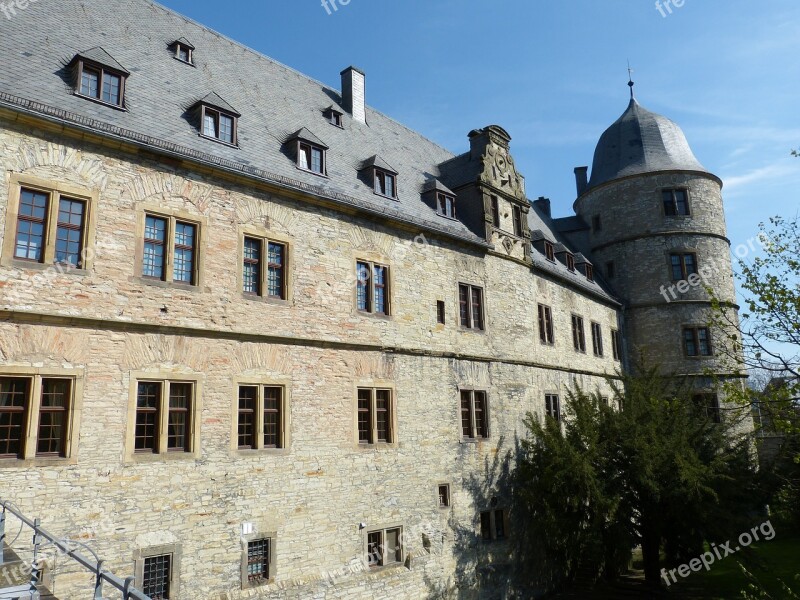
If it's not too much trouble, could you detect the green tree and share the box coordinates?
[513,367,758,590]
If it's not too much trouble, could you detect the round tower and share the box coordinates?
[575,95,740,386]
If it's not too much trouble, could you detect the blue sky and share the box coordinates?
[158,0,800,251]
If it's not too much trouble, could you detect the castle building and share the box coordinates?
[0,1,741,598]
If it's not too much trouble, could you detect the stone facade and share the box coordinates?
[0,117,620,599]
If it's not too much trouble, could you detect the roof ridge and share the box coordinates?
[146,0,457,159]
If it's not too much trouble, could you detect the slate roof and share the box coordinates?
[588,99,710,191]
[0,0,486,246]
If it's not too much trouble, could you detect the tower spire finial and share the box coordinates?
[627,61,635,100]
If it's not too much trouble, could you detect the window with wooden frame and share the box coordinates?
[170,39,195,65]
[436,300,446,325]
[585,264,594,282]
[366,526,403,568]
[663,189,690,216]
[73,58,127,108]
[591,322,604,357]
[512,205,523,237]
[438,484,451,508]
[0,375,78,461]
[243,236,287,300]
[566,253,576,272]
[572,315,586,353]
[460,390,489,440]
[237,385,287,450]
[374,169,397,199]
[683,327,713,357]
[480,509,507,542]
[201,106,237,144]
[328,110,344,127]
[538,304,554,345]
[356,261,390,316]
[489,195,500,228]
[611,329,622,361]
[357,388,394,445]
[544,240,555,262]
[297,141,327,175]
[437,192,456,219]
[141,213,200,285]
[692,393,722,424]
[670,252,698,281]
[458,284,485,331]
[133,380,196,456]
[545,394,561,421]
[4,183,94,269]
[134,545,180,600]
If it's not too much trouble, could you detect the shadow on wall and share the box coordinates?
[423,436,545,600]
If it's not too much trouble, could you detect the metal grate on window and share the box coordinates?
[142,554,170,599]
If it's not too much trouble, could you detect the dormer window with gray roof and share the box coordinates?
[361,156,398,200]
[170,38,195,65]
[324,106,344,128]
[289,128,328,176]
[70,48,129,109]
[423,181,457,219]
[193,93,240,146]
[575,254,594,282]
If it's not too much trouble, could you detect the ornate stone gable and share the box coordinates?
[472,126,526,201]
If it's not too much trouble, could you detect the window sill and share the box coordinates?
[235,447,290,457]
[4,259,90,275]
[0,456,77,468]
[127,450,199,464]
[198,133,239,149]
[295,165,329,179]
[242,293,290,307]
[73,91,127,111]
[366,561,406,574]
[357,310,392,321]
[241,577,275,590]
[136,277,201,292]
[458,327,486,334]
[356,442,398,450]
[173,56,196,67]
[436,213,459,221]
[373,191,398,201]
[460,437,490,444]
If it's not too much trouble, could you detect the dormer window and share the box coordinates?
[192,93,240,146]
[437,193,456,219]
[288,128,328,176]
[360,156,399,200]
[585,264,594,282]
[566,254,575,272]
[544,241,555,262]
[169,38,195,65]
[70,48,129,109]
[324,106,344,128]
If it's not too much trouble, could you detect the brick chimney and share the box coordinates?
[341,66,366,124]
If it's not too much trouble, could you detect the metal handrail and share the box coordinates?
[1,500,151,600]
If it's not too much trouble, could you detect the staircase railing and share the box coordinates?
[1,499,151,600]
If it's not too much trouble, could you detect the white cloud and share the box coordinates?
[722,162,800,192]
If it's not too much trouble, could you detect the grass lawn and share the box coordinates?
[670,534,800,598]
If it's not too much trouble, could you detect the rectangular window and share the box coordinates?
[8,184,93,269]
[692,393,721,424]
[490,195,500,228]
[684,327,712,357]
[374,170,396,198]
[459,284,485,331]
[356,261,390,316]
[437,193,456,218]
[201,107,237,144]
[670,253,698,281]
[438,484,451,508]
[545,394,561,421]
[177,45,192,63]
[77,61,125,107]
[512,205,523,236]
[237,385,286,451]
[134,380,195,456]
[247,539,271,582]
[366,527,403,568]
[36,379,71,457]
[566,254,575,272]
[298,142,325,175]
[243,237,262,295]
[436,300,446,325]
[142,554,171,600]
[461,390,489,440]
[538,304,554,345]
[242,237,287,300]
[611,329,622,361]
[663,189,690,216]
[143,215,167,280]
[357,388,394,445]
[592,215,602,232]
[544,241,555,262]
[572,315,586,353]
[172,221,196,284]
[585,264,594,282]
[591,322,604,357]
[267,242,286,299]
[480,510,507,542]
[606,261,615,279]
[0,378,29,459]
